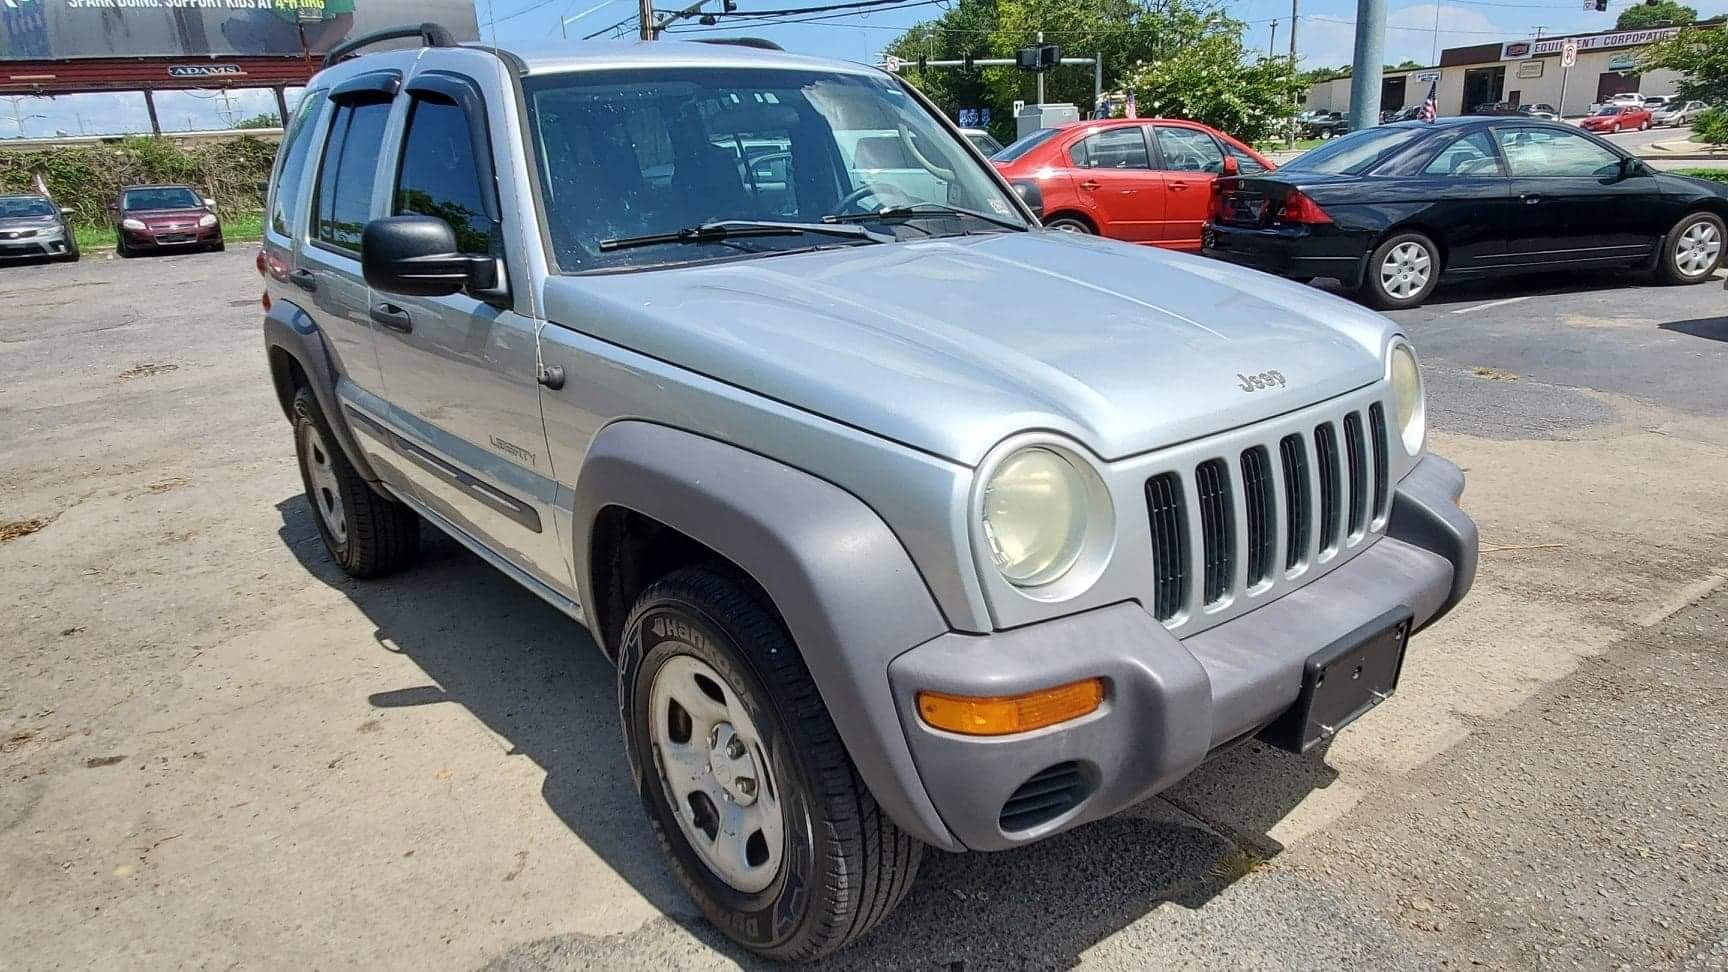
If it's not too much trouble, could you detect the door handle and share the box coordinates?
[1521,194,1543,205]
[1079,180,1101,191]
[370,302,413,332]
[288,268,317,292]
[1169,181,1191,191]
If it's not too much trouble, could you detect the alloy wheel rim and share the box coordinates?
[299,423,347,544]
[1676,221,1721,277]
[1380,241,1432,299]
[649,653,785,893]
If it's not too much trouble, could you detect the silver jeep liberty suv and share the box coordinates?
[261,24,1478,960]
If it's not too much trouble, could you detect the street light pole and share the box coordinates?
[1287,0,1299,148]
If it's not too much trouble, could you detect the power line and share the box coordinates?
[481,0,568,26]
[667,0,948,30]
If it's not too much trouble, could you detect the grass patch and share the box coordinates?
[75,209,264,252]
[1673,168,1728,183]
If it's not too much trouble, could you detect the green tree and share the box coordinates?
[1617,0,1697,30]
[1640,24,1728,105]
[234,112,281,130]
[888,0,1300,145]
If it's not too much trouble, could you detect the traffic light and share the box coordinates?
[1594,0,1607,9]
[723,0,737,9]
[1015,44,1061,72]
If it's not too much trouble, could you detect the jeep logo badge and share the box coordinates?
[1237,370,1288,392]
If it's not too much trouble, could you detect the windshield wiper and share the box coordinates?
[824,203,1026,233]
[598,219,892,253]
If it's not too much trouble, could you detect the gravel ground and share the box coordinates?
[2,248,1726,969]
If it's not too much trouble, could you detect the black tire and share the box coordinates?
[1044,216,1094,235]
[115,236,132,259]
[210,237,226,252]
[290,386,419,578]
[619,565,922,961]
[1656,210,1725,285]
[1358,230,1441,310]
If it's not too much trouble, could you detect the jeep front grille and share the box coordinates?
[1144,403,1393,627]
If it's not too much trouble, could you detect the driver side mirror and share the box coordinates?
[1009,179,1044,220]
[203,197,217,210]
[362,215,498,298]
[1220,154,1240,177]
[1616,156,1645,181]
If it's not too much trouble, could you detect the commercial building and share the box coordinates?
[1304,24,1695,119]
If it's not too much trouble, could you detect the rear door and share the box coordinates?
[1492,125,1669,267]
[1150,125,1226,249]
[1065,125,1165,243]
[366,69,571,596]
[296,73,410,486]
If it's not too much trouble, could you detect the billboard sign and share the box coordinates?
[0,0,479,61]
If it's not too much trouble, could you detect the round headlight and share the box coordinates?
[981,447,1088,587]
[1390,343,1425,455]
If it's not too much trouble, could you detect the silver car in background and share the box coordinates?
[0,193,79,263]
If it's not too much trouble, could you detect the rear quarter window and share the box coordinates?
[267,89,328,240]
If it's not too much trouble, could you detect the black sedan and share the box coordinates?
[1203,117,1728,308]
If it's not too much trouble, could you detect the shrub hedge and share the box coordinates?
[0,135,277,228]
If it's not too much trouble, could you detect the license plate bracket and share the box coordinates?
[1259,608,1413,754]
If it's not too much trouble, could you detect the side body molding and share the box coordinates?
[262,298,383,485]
[570,421,962,850]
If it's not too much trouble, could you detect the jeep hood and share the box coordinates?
[545,232,1394,465]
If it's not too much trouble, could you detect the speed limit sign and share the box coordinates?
[1561,40,1578,67]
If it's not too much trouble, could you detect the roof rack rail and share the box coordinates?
[323,23,457,68]
[692,37,784,51]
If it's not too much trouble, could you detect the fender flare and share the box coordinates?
[262,299,382,484]
[570,421,962,851]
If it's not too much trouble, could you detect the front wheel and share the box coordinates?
[619,566,922,961]
[1657,211,1725,284]
[1359,231,1441,310]
[1044,216,1094,235]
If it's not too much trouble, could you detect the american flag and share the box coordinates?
[1417,79,1438,122]
[1125,90,1137,120]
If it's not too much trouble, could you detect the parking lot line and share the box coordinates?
[1449,295,1534,315]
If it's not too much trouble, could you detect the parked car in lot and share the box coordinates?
[110,185,224,257]
[1204,117,1727,308]
[960,127,1004,155]
[1655,99,1707,126]
[991,117,1274,248]
[1578,104,1653,134]
[1591,91,1648,113]
[262,28,1477,959]
[0,193,78,262]
[1381,105,1425,124]
[1301,110,1351,139]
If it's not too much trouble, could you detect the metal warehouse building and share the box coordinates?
[1305,24,1693,119]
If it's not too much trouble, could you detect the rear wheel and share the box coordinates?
[291,386,419,578]
[619,566,922,960]
[1359,231,1441,310]
[1044,216,1094,235]
[1657,211,1724,284]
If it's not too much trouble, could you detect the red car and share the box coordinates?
[1577,104,1653,134]
[110,184,225,257]
[992,118,1275,249]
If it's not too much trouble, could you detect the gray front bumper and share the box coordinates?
[887,453,1476,851]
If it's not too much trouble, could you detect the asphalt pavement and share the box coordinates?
[2,247,1726,969]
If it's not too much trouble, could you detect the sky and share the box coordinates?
[2,0,1724,138]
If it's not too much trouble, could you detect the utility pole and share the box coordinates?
[1036,31,1045,106]
[1287,0,1299,148]
[1346,0,1385,132]
[639,0,654,39]
[1269,20,1278,58]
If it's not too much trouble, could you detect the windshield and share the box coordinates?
[522,67,1026,272]
[0,196,55,218]
[124,187,202,211]
[1279,126,1428,176]
[993,127,1060,162]
[1595,107,1622,116]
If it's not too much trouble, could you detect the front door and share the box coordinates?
[1065,125,1165,243]
[1150,125,1226,249]
[366,72,571,597]
[1492,125,1667,267]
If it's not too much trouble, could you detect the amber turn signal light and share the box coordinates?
[917,678,1104,736]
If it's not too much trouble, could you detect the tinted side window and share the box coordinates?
[314,99,392,253]
[268,89,327,238]
[1154,127,1225,173]
[1423,131,1501,177]
[394,97,496,256]
[1496,127,1620,178]
[1075,128,1150,169]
